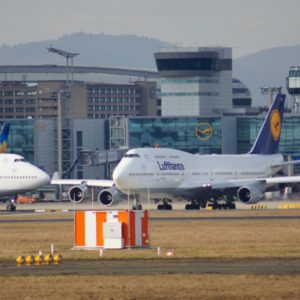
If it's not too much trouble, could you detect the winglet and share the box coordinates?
[249,93,285,155]
[51,172,60,182]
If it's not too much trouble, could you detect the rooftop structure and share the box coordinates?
[154,47,233,116]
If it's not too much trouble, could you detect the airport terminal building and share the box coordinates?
[1,47,300,180]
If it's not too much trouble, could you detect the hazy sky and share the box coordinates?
[1,0,299,58]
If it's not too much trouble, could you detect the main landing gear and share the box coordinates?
[207,202,236,210]
[185,199,201,210]
[132,195,143,210]
[157,199,172,210]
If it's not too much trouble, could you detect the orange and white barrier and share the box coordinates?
[74,210,149,249]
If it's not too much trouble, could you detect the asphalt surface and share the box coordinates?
[0,199,295,212]
[1,259,299,276]
[1,213,300,223]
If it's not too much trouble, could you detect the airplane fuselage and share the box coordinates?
[0,154,50,196]
[113,148,283,198]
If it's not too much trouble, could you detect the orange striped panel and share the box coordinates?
[141,210,149,246]
[96,211,107,247]
[75,211,85,246]
[118,211,129,246]
[129,211,136,246]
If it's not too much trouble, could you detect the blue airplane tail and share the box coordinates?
[0,123,10,153]
[249,94,285,155]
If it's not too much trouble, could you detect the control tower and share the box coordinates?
[287,66,300,112]
[154,47,232,116]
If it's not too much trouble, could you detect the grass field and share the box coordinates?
[0,275,299,300]
[0,209,299,299]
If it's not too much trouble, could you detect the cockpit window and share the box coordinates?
[14,158,27,162]
[124,154,140,158]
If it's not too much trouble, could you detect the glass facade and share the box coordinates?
[128,117,222,154]
[0,120,34,163]
[237,115,300,172]
[156,58,232,72]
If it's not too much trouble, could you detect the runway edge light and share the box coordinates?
[16,256,25,266]
[53,254,62,264]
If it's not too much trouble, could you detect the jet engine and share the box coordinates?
[237,184,264,204]
[97,187,124,206]
[68,184,87,203]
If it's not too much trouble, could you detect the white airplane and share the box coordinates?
[0,153,50,210]
[52,93,300,210]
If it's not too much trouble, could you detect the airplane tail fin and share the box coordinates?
[0,123,10,153]
[249,93,285,155]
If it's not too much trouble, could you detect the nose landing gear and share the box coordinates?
[6,197,17,211]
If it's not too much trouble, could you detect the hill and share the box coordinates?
[233,45,300,106]
[0,32,171,69]
[0,33,299,106]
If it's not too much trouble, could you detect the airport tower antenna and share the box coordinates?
[47,46,79,88]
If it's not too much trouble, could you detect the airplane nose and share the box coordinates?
[113,167,126,189]
[40,170,50,185]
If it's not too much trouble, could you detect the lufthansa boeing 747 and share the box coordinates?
[52,93,300,210]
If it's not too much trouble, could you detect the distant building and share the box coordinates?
[0,80,158,119]
[232,78,252,109]
[154,47,233,116]
[0,118,107,180]
[286,66,300,112]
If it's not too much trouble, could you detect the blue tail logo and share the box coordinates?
[249,94,285,155]
[0,123,10,153]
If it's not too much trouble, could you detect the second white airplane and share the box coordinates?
[0,154,50,210]
[52,93,300,210]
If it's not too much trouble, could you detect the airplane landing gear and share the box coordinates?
[6,197,16,211]
[132,195,143,210]
[185,199,200,210]
[207,200,236,210]
[227,202,236,209]
[157,198,172,210]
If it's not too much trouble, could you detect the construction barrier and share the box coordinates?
[278,203,300,209]
[74,210,149,249]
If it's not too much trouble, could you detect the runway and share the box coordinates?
[1,258,299,276]
[0,214,300,223]
[1,198,298,212]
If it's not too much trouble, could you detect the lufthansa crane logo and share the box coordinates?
[195,123,213,141]
[270,110,281,141]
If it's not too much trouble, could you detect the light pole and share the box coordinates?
[57,90,62,181]
[260,87,282,106]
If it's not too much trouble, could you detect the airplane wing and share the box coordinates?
[271,160,300,170]
[177,175,300,190]
[51,173,114,188]
[51,178,114,188]
[175,175,300,205]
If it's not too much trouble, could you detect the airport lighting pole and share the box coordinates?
[47,46,79,88]
[260,87,282,106]
[47,46,79,186]
[57,90,62,182]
